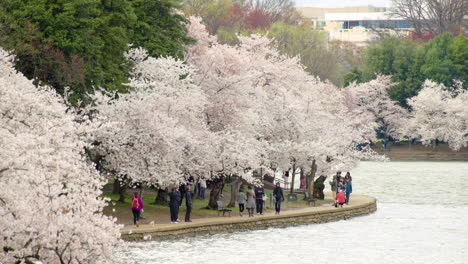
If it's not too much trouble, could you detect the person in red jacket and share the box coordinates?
[131,192,144,227]
[336,192,345,208]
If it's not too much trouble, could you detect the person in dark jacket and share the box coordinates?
[254,186,265,215]
[273,183,284,215]
[345,172,353,204]
[169,187,181,223]
[184,186,193,222]
[179,184,186,207]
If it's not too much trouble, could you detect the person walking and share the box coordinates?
[184,186,193,222]
[131,192,144,227]
[169,187,181,223]
[238,188,246,217]
[273,182,284,215]
[199,179,207,199]
[246,186,256,217]
[345,172,353,204]
[254,185,265,215]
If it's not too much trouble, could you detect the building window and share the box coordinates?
[316,21,326,29]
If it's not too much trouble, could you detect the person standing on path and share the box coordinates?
[345,172,353,204]
[273,183,284,215]
[131,192,143,227]
[184,186,193,222]
[254,185,265,215]
[199,179,207,199]
[179,184,186,207]
[330,172,341,202]
[238,188,246,216]
[246,186,256,217]
[338,177,346,194]
[169,187,181,223]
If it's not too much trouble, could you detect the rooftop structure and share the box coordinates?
[296,6,414,46]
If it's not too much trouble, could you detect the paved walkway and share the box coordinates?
[121,193,376,239]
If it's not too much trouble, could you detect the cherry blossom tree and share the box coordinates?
[345,75,409,139]
[87,48,212,189]
[0,48,121,264]
[186,17,381,197]
[403,80,467,150]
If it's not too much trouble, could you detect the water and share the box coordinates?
[117,161,468,264]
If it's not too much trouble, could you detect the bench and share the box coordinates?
[287,193,298,201]
[303,192,316,207]
[216,201,232,217]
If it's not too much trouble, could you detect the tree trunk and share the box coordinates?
[227,178,243,207]
[290,161,296,193]
[153,188,169,206]
[306,160,317,199]
[113,179,127,203]
[112,179,120,194]
[207,176,225,209]
[313,175,327,199]
[193,179,200,199]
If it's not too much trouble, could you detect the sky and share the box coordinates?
[294,0,391,8]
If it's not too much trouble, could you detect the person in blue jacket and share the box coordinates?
[169,187,181,223]
[345,172,353,204]
[273,183,284,215]
[254,186,265,215]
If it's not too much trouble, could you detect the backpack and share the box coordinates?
[131,197,140,210]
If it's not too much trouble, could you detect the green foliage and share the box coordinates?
[130,0,194,59]
[419,33,456,85]
[217,26,240,45]
[347,34,467,106]
[269,21,361,85]
[450,35,468,78]
[343,68,362,87]
[0,0,193,103]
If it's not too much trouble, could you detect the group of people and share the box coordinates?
[237,182,285,217]
[334,172,353,208]
[130,172,353,227]
[168,186,193,223]
[130,185,194,227]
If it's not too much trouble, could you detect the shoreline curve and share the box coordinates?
[120,194,377,241]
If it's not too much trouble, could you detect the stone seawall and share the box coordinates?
[372,143,468,161]
[121,194,377,241]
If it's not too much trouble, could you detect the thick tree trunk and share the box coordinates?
[153,188,169,206]
[313,175,327,199]
[193,179,200,199]
[207,176,225,209]
[112,179,127,203]
[306,160,317,199]
[227,178,243,207]
[290,161,296,193]
[112,179,120,194]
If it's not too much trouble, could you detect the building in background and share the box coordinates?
[296,6,413,46]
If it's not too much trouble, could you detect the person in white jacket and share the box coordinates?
[199,179,207,199]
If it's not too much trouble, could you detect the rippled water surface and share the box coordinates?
[117,162,468,264]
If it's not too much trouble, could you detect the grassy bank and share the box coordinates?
[102,184,333,226]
